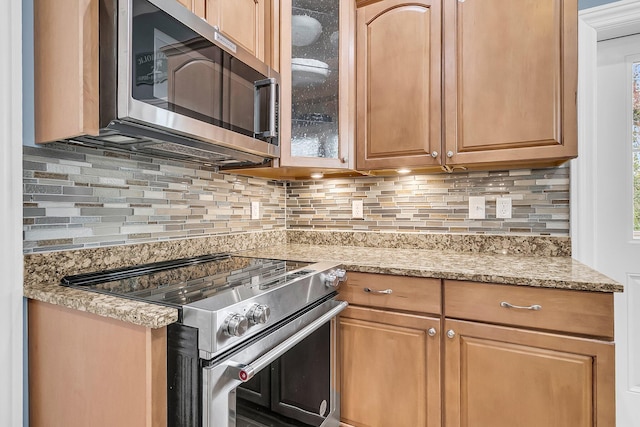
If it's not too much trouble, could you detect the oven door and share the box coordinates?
[202,298,347,427]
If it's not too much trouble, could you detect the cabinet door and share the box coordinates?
[356,0,442,171]
[34,0,100,143]
[29,301,167,427]
[340,306,441,427]
[206,0,266,61]
[443,0,577,167]
[278,0,356,171]
[176,0,206,18]
[444,319,615,427]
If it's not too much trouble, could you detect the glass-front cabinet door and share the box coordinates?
[279,0,355,171]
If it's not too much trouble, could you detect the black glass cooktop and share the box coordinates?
[61,254,311,307]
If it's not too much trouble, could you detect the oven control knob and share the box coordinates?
[247,304,271,325]
[223,313,249,337]
[323,269,347,288]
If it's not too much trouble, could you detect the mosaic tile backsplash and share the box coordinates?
[286,166,570,236]
[23,144,286,253]
[23,143,571,254]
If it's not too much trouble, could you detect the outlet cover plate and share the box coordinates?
[469,196,485,219]
[251,201,260,220]
[352,200,364,219]
[496,197,512,219]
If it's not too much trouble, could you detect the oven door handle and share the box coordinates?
[225,300,348,383]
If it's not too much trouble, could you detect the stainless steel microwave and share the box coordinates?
[72,0,280,168]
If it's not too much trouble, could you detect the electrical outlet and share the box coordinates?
[468,196,485,219]
[251,201,260,220]
[496,197,512,219]
[352,200,364,219]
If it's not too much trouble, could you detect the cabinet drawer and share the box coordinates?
[444,280,614,339]
[340,272,441,314]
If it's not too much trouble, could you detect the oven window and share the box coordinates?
[236,323,331,427]
[130,0,271,139]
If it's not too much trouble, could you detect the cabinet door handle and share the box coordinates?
[428,328,437,337]
[500,301,542,311]
[363,287,393,295]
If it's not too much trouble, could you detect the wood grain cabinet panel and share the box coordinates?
[444,319,615,427]
[176,0,206,18]
[444,280,614,339]
[340,271,441,314]
[356,0,442,170]
[354,0,577,173]
[28,300,167,427]
[34,0,100,143]
[339,273,615,427]
[443,0,578,167]
[340,306,441,427]
[206,0,268,62]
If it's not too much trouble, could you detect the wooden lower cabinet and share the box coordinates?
[443,319,615,427]
[339,275,616,427]
[28,300,167,427]
[339,306,441,427]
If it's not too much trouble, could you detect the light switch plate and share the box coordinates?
[352,200,364,219]
[251,201,260,220]
[468,196,485,219]
[496,197,512,219]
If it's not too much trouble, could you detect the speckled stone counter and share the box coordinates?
[23,230,286,328]
[286,230,573,257]
[23,230,622,329]
[238,244,623,293]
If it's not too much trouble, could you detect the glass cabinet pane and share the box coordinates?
[290,0,340,159]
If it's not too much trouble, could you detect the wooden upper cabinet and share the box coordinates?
[176,0,206,18]
[278,0,356,171]
[34,0,100,143]
[206,0,268,62]
[356,0,442,171]
[443,0,578,167]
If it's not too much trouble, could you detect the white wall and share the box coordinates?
[0,0,24,426]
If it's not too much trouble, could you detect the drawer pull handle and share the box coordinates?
[500,301,542,311]
[364,287,393,295]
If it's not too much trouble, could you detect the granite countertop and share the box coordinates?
[23,230,286,329]
[23,231,623,330]
[238,244,623,293]
[24,283,179,329]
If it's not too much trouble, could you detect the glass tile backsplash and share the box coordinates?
[22,144,286,253]
[23,144,570,253]
[286,166,570,236]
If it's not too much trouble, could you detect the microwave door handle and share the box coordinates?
[254,77,278,139]
[226,300,348,383]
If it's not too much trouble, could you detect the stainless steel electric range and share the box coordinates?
[62,253,348,427]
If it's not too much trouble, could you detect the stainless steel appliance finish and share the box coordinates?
[67,0,280,169]
[203,299,346,427]
[61,254,347,427]
[182,259,346,359]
